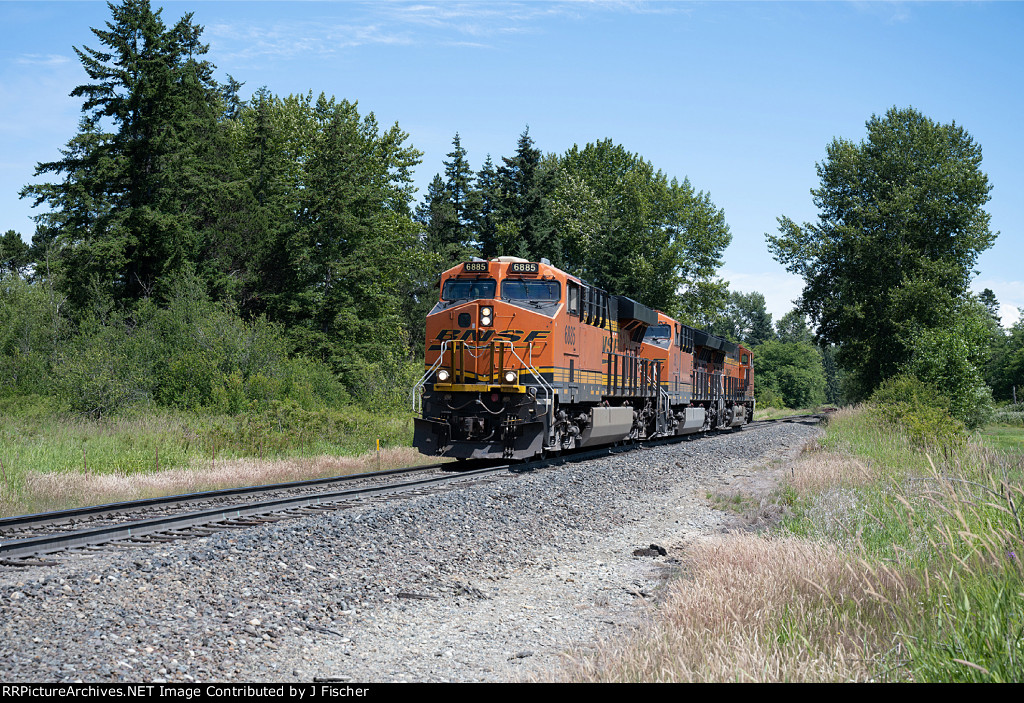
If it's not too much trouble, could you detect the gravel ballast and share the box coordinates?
[1,421,821,682]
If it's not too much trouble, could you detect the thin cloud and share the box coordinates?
[206,1,675,61]
[207,20,414,61]
[15,54,72,67]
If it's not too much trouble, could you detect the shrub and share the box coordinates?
[0,274,62,396]
[51,332,150,417]
[906,305,995,429]
[870,374,965,447]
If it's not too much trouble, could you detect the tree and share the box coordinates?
[414,134,478,269]
[553,139,730,318]
[905,300,994,428]
[775,309,814,345]
[496,127,557,262]
[988,317,1024,402]
[443,133,475,254]
[287,95,422,394]
[21,0,242,314]
[754,340,827,409]
[714,290,774,346]
[768,107,995,399]
[979,288,1001,325]
[0,231,31,277]
[469,155,501,258]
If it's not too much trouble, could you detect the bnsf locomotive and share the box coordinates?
[413,257,754,460]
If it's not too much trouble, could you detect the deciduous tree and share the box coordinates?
[768,107,995,399]
[554,139,730,319]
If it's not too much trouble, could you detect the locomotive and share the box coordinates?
[413,257,754,460]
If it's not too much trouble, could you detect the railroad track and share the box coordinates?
[0,414,822,563]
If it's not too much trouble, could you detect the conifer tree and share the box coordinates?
[468,155,501,258]
[497,127,556,261]
[21,0,238,313]
[0,231,31,277]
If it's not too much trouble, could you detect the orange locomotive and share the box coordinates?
[413,257,754,460]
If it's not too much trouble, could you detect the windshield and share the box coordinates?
[501,279,560,302]
[442,279,496,301]
[643,324,672,349]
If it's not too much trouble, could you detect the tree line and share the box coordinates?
[2,2,1017,425]
[0,0,733,416]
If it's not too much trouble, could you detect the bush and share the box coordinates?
[870,374,965,447]
[203,400,413,456]
[755,384,785,409]
[0,274,62,396]
[906,306,995,429]
[50,317,152,417]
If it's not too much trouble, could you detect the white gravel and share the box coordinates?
[0,421,821,682]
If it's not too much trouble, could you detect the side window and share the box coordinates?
[742,354,749,365]
[567,282,580,316]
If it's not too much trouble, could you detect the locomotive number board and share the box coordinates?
[508,262,539,274]
[463,261,489,272]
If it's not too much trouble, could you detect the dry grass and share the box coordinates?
[562,408,1024,682]
[786,443,874,494]
[3,446,435,515]
[562,533,907,682]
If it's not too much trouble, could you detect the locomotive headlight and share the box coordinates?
[504,370,517,384]
[437,369,450,382]
[480,307,493,326]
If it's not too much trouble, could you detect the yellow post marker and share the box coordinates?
[377,438,381,472]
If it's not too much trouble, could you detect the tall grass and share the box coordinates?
[564,534,905,682]
[560,406,1024,682]
[0,396,420,516]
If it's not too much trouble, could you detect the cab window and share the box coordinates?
[442,279,496,301]
[643,324,672,349]
[567,282,580,315]
[502,279,560,302]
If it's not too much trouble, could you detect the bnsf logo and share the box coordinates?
[428,329,549,351]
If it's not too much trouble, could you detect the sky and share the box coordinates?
[1,0,1022,325]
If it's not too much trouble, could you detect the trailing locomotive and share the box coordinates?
[413,257,754,460]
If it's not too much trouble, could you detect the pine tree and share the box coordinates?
[21,0,238,314]
[443,133,475,253]
[0,231,31,277]
[497,127,556,261]
[468,155,500,258]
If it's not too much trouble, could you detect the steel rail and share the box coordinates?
[0,460,469,532]
[0,414,822,560]
[0,463,512,559]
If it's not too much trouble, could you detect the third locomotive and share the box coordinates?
[413,257,754,460]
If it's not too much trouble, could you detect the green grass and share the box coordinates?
[779,407,1024,681]
[977,424,1024,458]
[0,394,416,516]
[753,405,822,421]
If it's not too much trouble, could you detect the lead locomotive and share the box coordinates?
[413,257,754,459]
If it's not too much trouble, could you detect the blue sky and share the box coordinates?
[2,1,1022,325]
